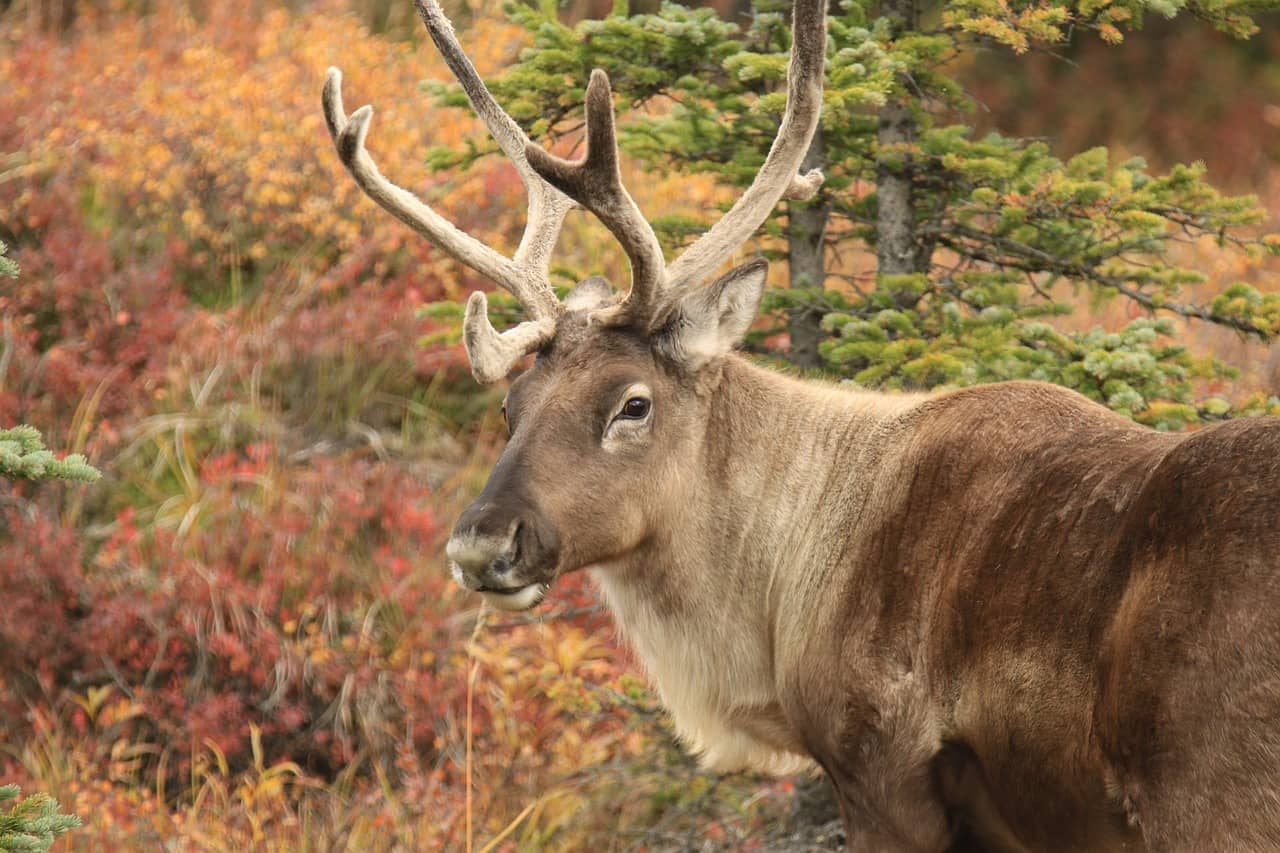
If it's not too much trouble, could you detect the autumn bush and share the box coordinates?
[965,19,1280,190]
[1,0,507,432]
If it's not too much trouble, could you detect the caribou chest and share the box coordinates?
[592,566,817,776]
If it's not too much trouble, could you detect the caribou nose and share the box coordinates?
[447,493,560,607]
[446,517,520,586]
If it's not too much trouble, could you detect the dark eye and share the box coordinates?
[619,397,650,420]
[500,403,510,432]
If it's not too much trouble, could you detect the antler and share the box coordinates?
[524,0,828,330]
[323,0,572,382]
[326,0,827,372]
[524,70,667,323]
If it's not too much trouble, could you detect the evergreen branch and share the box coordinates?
[938,227,1276,339]
[0,425,101,482]
[0,785,81,852]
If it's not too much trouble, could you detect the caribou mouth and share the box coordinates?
[477,582,548,612]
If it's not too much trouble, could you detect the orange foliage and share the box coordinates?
[4,2,532,273]
[964,18,1280,190]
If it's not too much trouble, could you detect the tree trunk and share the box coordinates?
[876,0,920,283]
[786,129,831,368]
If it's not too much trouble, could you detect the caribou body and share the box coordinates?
[324,1,1280,848]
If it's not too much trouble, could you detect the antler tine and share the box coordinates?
[462,292,557,384]
[325,0,584,382]
[322,69,562,322]
[525,70,667,323]
[662,0,827,301]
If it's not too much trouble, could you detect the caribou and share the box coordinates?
[323,0,1280,848]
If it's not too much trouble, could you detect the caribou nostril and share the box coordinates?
[446,516,537,582]
[510,521,524,566]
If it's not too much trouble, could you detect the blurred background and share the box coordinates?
[0,0,1277,849]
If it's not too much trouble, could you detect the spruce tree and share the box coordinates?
[0,785,80,853]
[0,252,88,853]
[428,0,1280,429]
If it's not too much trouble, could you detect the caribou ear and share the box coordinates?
[565,276,616,312]
[659,260,768,371]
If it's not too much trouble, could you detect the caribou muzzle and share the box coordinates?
[447,494,560,611]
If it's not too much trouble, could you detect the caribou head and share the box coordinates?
[324,0,827,612]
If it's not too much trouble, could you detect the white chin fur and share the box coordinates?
[480,584,546,611]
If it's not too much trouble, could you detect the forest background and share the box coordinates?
[1,0,1279,848]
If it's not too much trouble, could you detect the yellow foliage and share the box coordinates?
[3,2,529,293]
[3,0,729,300]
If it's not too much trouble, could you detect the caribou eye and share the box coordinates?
[619,397,651,420]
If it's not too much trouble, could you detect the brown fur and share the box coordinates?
[768,366,1277,851]
[453,328,1280,852]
